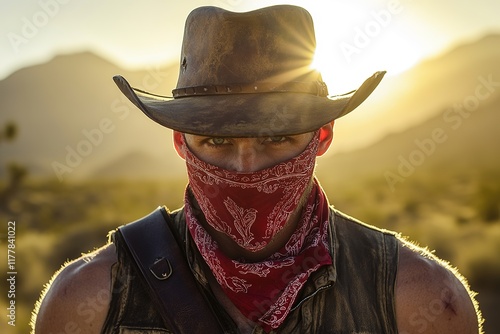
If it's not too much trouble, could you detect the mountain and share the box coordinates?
[0,51,185,181]
[332,33,500,152]
[316,34,500,190]
[90,150,187,181]
[316,89,500,190]
[1,34,499,182]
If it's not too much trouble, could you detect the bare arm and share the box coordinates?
[32,243,117,334]
[395,240,483,334]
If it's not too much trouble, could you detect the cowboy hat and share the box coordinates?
[113,5,385,137]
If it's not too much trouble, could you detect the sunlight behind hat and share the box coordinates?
[113,5,385,137]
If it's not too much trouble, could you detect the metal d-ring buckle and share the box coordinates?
[149,257,173,280]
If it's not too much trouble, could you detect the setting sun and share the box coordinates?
[304,1,424,93]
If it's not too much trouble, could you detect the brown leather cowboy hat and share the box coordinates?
[113,5,385,137]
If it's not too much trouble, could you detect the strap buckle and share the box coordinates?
[150,257,173,280]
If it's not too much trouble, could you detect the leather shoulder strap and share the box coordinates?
[117,206,223,333]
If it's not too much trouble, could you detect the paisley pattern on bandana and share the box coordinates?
[184,133,320,252]
[184,181,331,331]
[182,134,332,331]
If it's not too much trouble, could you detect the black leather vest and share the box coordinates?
[101,207,399,333]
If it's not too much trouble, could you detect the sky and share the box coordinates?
[1,0,500,93]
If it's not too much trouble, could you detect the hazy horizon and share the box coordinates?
[2,0,500,93]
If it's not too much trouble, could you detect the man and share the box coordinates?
[33,5,482,333]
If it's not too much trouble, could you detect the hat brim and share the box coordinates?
[113,71,385,137]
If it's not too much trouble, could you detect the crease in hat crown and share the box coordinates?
[113,5,386,137]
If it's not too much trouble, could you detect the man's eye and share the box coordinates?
[208,138,227,145]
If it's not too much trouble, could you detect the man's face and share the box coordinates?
[183,133,315,173]
[173,121,335,172]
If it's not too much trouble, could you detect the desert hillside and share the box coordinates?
[1,34,499,183]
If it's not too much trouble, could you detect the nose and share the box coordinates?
[230,139,261,172]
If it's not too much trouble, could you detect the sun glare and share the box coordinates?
[304,1,424,93]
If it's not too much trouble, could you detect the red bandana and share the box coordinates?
[182,134,332,331]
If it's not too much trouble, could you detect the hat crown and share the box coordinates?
[176,5,321,88]
[113,5,385,138]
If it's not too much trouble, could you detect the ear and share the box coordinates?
[173,131,186,159]
[317,121,335,156]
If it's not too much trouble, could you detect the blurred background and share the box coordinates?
[1,0,499,332]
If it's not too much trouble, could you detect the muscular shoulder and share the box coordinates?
[32,243,117,334]
[395,240,483,333]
